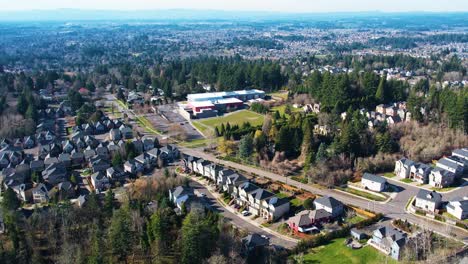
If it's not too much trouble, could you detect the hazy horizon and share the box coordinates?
[3,0,468,13]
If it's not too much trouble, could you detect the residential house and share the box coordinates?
[195,159,211,176]
[109,128,122,141]
[90,172,110,192]
[409,163,432,184]
[446,197,468,220]
[242,233,269,253]
[247,188,275,216]
[206,163,222,182]
[23,136,35,149]
[350,228,367,240]
[361,173,387,192]
[90,158,110,173]
[169,186,193,210]
[288,209,332,233]
[159,144,179,162]
[445,156,468,174]
[314,196,343,218]
[429,168,455,188]
[32,183,49,204]
[58,153,72,168]
[236,182,261,207]
[452,148,468,162]
[415,189,442,212]
[224,173,248,194]
[132,139,144,154]
[436,158,463,176]
[106,166,127,181]
[394,158,414,179]
[124,159,144,174]
[57,181,76,199]
[70,151,85,167]
[30,159,44,173]
[120,126,134,139]
[143,137,156,151]
[371,226,407,260]
[135,153,153,170]
[42,163,67,185]
[261,197,290,221]
[217,168,236,187]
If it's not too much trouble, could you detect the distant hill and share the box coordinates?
[1,8,467,23]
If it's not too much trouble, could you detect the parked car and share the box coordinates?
[242,210,250,216]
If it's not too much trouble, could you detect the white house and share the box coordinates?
[452,148,468,161]
[414,189,442,212]
[436,158,463,176]
[169,186,193,210]
[261,197,290,221]
[446,197,468,220]
[361,173,387,192]
[394,158,414,179]
[409,163,432,184]
[314,196,343,218]
[429,168,455,188]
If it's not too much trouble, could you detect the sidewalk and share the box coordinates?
[187,174,299,244]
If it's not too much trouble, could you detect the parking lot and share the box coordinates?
[146,104,204,141]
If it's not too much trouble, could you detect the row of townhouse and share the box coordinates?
[183,155,290,221]
[395,148,468,188]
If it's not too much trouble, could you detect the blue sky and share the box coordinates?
[2,0,468,12]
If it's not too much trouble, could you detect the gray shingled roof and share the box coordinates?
[314,196,342,209]
[416,189,442,202]
[362,173,387,184]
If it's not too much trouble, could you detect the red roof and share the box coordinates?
[78,88,89,94]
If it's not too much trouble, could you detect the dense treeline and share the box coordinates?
[0,173,263,264]
[293,71,408,112]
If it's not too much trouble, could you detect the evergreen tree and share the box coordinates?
[2,188,21,211]
[111,153,123,167]
[103,189,115,217]
[109,209,133,262]
[375,75,387,103]
[238,134,254,159]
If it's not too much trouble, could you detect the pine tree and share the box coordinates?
[103,189,114,217]
[238,134,254,159]
[375,75,387,103]
[109,209,133,262]
[2,188,21,211]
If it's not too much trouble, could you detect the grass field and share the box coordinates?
[383,172,396,178]
[340,187,386,202]
[300,238,397,264]
[268,91,289,100]
[271,104,302,118]
[400,178,413,183]
[193,110,264,135]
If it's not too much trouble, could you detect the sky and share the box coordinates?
[2,0,468,13]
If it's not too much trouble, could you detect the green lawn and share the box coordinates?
[271,104,302,117]
[300,238,397,264]
[383,172,396,178]
[341,187,386,202]
[290,198,304,207]
[345,215,365,225]
[430,186,458,192]
[268,91,289,100]
[400,178,413,183]
[193,110,264,135]
[179,138,209,148]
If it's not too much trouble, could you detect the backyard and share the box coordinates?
[298,238,397,264]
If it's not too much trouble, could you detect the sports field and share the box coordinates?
[192,110,264,136]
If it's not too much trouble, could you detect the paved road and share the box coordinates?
[180,147,468,244]
[189,180,297,249]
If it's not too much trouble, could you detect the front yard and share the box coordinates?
[297,238,397,264]
[338,187,387,202]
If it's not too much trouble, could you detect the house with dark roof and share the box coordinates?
[32,183,49,204]
[169,186,193,210]
[415,189,442,212]
[90,172,110,192]
[288,209,332,233]
[429,168,455,188]
[314,196,344,218]
[42,163,67,185]
[261,196,290,221]
[106,166,127,181]
[247,188,275,216]
[452,148,468,162]
[394,158,414,179]
[446,197,468,220]
[409,162,432,184]
[90,158,110,173]
[242,233,269,253]
[371,226,407,260]
[361,173,387,192]
[124,159,144,174]
[436,158,463,176]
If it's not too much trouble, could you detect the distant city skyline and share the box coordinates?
[2,0,468,12]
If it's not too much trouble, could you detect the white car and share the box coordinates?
[242,210,250,216]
